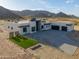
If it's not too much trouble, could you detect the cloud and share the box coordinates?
[31,0,53,10]
[65,0,74,4]
[0,0,8,3]
[0,0,9,5]
[0,0,3,1]
[32,0,48,6]
[74,4,79,8]
[31,0,63,13]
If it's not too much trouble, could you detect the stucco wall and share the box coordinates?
[3,22,18,32]
[29,21,36,33]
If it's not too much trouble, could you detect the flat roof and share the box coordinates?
[51,21,74,24]
[18,20,30,24]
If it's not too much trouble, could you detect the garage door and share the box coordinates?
[61,26,67,31]
[51,25,60,30]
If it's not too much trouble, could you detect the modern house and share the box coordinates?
[3,18,74,37]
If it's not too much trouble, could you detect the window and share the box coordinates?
[32,27,35,32]
[11,27,13,30]
[23,27,27,32]
[41,25,44,29]
[8,26,13,30]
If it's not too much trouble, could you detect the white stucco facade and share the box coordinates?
[18,20,36,35]
[3,20,36,35]
[29,21,36,33]
[3,22,18,32]
[3,19,74,37]
[3,22,19,37]
[41,20,51,30]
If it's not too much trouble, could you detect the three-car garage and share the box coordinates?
[51,25,68,31]
[51,21,74,32]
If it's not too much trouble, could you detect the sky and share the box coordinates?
[0,0,79,16]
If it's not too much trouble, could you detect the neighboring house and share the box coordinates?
[3,18,74,37]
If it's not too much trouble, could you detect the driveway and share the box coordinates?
[25,30,79,55]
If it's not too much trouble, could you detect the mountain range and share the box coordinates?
[12,10,78,18]
[0,6,23,20]
[0,6,78,20]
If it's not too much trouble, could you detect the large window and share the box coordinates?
[41,25,44,29]
[32,27,36,32]
[23,27,27,32]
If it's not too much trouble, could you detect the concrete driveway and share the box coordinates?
[25,30,79,55]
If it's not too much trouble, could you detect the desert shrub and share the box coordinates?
[17,35,28,40]
[12,37,21,42]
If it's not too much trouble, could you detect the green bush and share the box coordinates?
[12,37,21,42]
[17,35,28,40]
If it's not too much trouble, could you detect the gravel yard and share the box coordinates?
[0,31,35,59]
[27,44,79,59]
